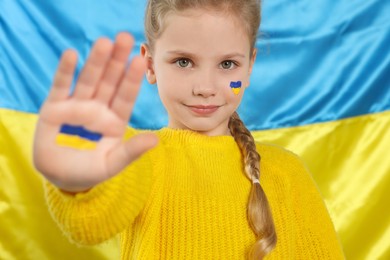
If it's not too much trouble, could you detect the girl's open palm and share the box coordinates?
[33,33,158,192]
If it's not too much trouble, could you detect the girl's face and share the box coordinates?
[142,9,256,136]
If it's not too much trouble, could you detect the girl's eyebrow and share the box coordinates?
[166,50,246,59]
[166,50,197,59]
[221,53,246,59]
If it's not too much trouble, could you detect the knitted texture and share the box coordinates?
[45,128,345,259]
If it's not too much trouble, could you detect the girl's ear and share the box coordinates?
[141,44,156,84]
[249,48,257,75]
[246,48,257,88]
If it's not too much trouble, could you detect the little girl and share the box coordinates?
[33,0,345,259]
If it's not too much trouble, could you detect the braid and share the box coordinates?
[228,111,277,259]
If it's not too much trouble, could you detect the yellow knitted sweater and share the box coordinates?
[45,128,345,259]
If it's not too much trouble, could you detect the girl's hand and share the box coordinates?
[33,33,158,193]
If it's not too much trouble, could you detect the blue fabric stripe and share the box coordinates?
[1,0,389,130]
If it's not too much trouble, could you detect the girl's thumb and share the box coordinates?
[106,133,159,177]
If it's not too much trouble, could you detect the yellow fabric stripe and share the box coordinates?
[1,108,389,259]
[252,110,390,260]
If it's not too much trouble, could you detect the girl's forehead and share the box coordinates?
[155,11,250,56]
[165,8,245,28]
[159,9,249,42]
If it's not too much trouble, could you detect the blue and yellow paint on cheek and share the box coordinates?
[230,81,242,95]
[56,124,102,150]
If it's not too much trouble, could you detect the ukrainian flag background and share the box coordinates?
[1,0,389,259]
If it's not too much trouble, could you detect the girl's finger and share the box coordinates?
[94,32,134,104]
[47,50,77,102]
[72,38,113,99]
[110,56,146,121]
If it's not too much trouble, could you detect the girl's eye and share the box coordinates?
[176,59,192,68]
[220,60,236,70]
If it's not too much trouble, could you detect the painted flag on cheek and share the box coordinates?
[0,1,389,259]
[230,81,242,95]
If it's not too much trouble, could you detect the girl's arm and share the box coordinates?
[289,154,346,259]
[33,33,158,244]
[44,128,155,245]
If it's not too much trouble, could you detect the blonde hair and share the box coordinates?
[229,112,276,259]
[144,0,276,258]
[145,0,260,52]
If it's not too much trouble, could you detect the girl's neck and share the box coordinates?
[157,127,236,145]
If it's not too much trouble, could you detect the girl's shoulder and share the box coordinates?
[255,141,302,164]
[255,142,313,185]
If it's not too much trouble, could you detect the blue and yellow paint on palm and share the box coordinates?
[57,124,102,149]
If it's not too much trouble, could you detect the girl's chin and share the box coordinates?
[168,116,230,135]
[183,123,229,136]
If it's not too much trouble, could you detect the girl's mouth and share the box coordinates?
[186,105,220,115]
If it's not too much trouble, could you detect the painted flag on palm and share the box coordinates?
[1,1,389,259]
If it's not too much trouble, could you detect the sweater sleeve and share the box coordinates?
[44,128,154,245]
[288,152,346,259]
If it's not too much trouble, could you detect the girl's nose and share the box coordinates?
[192,86,216,98]
[192,70,217,98]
